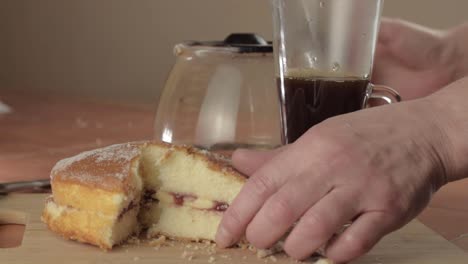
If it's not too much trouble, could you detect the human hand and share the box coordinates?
[373,18,461,100]
[215,98,457,263]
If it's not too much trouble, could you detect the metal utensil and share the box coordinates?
[0,179,50,194]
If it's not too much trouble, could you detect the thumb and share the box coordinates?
[231,147,286,176]
[378,18,443,69]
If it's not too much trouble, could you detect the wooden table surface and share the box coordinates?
[1,89,468,252]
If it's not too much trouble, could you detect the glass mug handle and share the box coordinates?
[366,84,402,107]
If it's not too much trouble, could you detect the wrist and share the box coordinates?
[426,78,468,183]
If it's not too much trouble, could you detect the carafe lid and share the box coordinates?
[185,33,273,53]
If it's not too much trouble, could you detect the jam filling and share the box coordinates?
[118,201,137,220]
[119,191,230,221]
[140,190,159,211]
[171,193,196,206]
[143,190,158,203]
[213,202,229,212]
[169,192,229,212]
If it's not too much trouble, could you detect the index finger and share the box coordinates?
[215,146,300,248]
[232,147,286,176]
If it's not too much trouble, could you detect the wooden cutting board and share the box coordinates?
[1,194,467,264]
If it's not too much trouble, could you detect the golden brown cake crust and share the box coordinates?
[51,142,145,193]
[51,141,245,193]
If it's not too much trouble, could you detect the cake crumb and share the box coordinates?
[257,241,284,258]
[181,251,190,259]
[186,244,192,249]
[164,240,175,247]
[248,245,257,253]
[133,256,140,261]
[188,255,194,261]
[257,249,272,258]
[313,258,335,264]
[206,247,216,254]
[128,236,141,245]
[208,256,216,263]
[269,255,278,262]
[148,235,166,247]
[240,243,249,250]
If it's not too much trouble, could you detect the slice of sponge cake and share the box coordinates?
[42,142,245,249]
[140,144,244,241]
[43,142,144,249]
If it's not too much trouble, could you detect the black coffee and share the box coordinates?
[278,76,369,144]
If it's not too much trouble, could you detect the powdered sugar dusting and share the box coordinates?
[93,143,140,164]
[51,143,143,186]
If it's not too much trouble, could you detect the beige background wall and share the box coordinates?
[1,0,467,103]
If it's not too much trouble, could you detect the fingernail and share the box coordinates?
[215,226,233,248]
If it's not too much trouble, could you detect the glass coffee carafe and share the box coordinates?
[153,34,282,156]
[0,100,12,115]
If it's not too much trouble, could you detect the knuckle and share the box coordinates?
[300,125,369,178]
[265,195,296,226]
[249,172,276,198]
[342,233,373,257]
[309,124,364,164]
[305,125,337,147]
[300,211,329,238]
[222,207,244,235]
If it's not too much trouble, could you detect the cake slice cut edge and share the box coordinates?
[146,201,224,242]
[42,197,141,249]
[139,143,245,242]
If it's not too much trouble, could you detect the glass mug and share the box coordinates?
[272,0,401,144]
